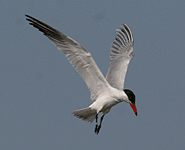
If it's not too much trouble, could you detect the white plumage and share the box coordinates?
[26,15,137,134]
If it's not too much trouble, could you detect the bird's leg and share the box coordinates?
[94,114,98,133]
[96,114,105,134]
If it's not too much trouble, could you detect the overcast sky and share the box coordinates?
[1,0,185,149]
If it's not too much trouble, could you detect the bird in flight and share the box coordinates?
[25,15,137,134]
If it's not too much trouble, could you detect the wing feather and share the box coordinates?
[106,24,134,90]
[25,15,110,101]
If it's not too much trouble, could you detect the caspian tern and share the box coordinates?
[26,15,137,134]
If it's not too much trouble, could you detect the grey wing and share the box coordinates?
[26,15,110,101]
[106,24,134,90]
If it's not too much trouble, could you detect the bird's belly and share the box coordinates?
[100,100,119,114]
[89,93,121,114]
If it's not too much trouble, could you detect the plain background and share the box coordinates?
[1,0,185,149]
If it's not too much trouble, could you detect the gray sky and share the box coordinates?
[1,0,185,149]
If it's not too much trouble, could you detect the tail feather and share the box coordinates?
[71,107,97,123]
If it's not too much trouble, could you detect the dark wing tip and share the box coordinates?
[25,14,64,39]
[122,23,134,43]
[25,14,38,23]
[25,14,31,18]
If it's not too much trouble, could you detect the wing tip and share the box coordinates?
[121,23,134,43]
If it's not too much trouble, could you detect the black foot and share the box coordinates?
[94,123,98,133]
[94,114,104,134]
[94,125,101,134]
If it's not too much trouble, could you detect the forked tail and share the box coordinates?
[71,107,97,123]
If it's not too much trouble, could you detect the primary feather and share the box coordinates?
[25,15,110,101]
[106,24,134,90]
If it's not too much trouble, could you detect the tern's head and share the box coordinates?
[123,89,137,116]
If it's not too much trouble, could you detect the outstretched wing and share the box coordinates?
[25,15,110,101]
[106,24,134,90]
